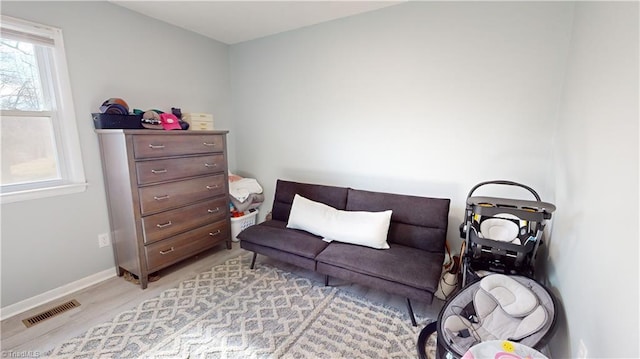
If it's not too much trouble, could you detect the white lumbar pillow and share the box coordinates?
[286,194,392,249]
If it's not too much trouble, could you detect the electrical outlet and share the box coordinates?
[98,233,111,248]
[577,339,588,359]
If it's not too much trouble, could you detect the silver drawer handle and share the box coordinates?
[151,169,168,174]
[148,144,165,149]
[203,142,216,147]
[156,221,173,228]
[159,247,175,255]
[209,230,221,237]
[206,185,219,190]
[208,208,220,214]
[153,195,170,201]
[204,163,217,168]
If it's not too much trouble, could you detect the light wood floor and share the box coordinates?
[1,242,444,356]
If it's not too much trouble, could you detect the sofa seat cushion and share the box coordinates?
[237,220,330,259]
[315,242,444,292]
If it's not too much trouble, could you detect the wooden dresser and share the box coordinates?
[96,129,231,288]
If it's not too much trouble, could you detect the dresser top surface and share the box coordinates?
[95,129,229,135]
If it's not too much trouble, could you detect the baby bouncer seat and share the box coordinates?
[433,273,557,358]
[459,180,556,286]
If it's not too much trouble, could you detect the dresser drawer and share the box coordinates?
[142,197,227,244]
[145,220,229,272]
[133,134,225,159]
[138,174,226,215]
[136,154,225,185]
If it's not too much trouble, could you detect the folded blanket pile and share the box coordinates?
[229,173,264,215]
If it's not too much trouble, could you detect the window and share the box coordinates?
[1,16,86,203]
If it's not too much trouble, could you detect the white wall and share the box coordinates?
[548,2,639,358]
[230,2,640,357]
[230,1,574,251]
[1,1,232,307]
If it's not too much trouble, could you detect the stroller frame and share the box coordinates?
[460,180,556,286]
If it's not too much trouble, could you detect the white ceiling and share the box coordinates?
[111,1,403,45]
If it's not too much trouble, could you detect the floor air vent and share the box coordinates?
[22,299,80,328]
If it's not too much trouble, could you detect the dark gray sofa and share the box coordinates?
[238,179,450,325]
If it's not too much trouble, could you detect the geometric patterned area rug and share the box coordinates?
[46,254,433,358]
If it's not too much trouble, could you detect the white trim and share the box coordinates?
[50,25,86,185]
[0,182,88,204]
[0,268,116,320]
[0,15,58,40]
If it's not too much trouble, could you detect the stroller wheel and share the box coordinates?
[417,321,438,359]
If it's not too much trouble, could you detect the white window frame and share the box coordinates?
[1,16,87,204]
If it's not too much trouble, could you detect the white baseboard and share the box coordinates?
[1,268,116,321]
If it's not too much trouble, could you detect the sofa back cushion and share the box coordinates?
[346,189,450,253]
[271,180,349,222]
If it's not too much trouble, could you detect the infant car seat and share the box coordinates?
[478,213,523,244]
[436,273,556,358]
[460,180,556,285]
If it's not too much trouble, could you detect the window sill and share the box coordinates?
[1,182,88,204]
